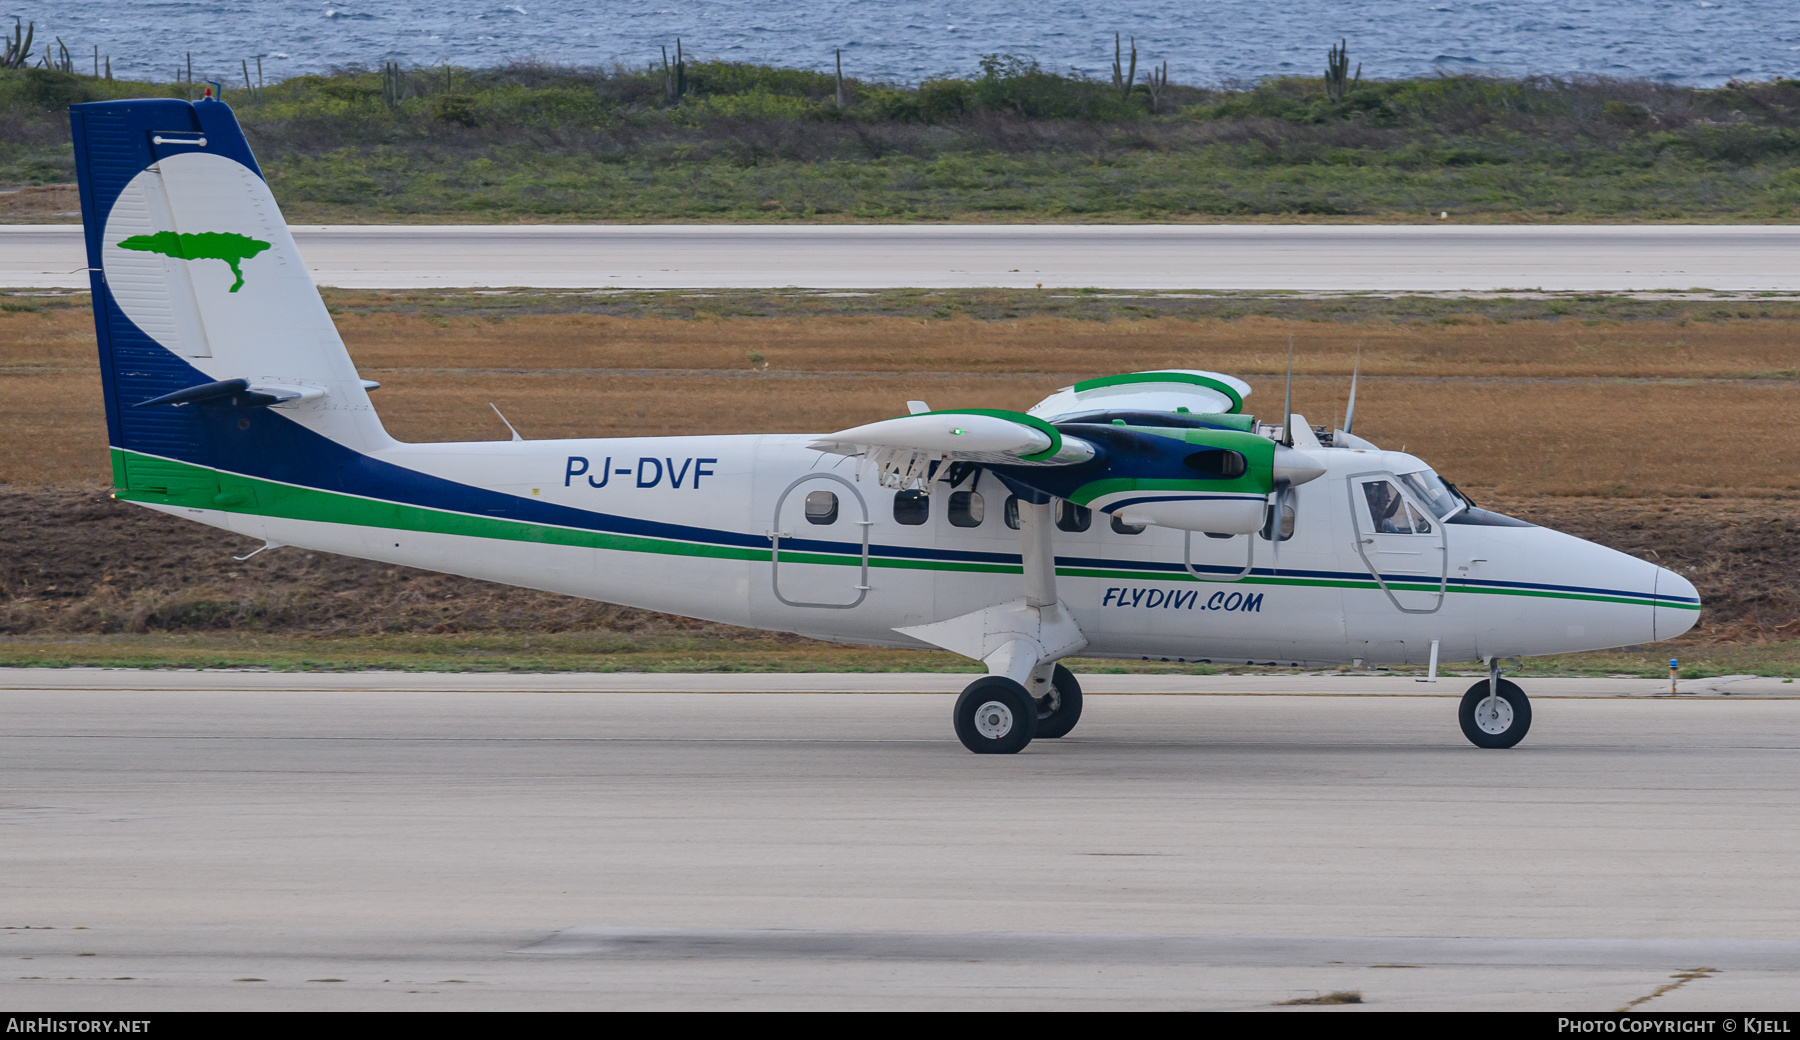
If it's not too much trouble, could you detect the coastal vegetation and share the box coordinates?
[3,57,1800,221]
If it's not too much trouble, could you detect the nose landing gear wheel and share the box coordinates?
[954,676,1038,754]
[1034,664,1084,739]
[1459,679,1531,749]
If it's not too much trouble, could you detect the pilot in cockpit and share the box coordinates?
[1364,481,1407,533]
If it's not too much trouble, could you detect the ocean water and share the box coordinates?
[10,0,1800,88]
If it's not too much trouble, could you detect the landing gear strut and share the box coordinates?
[1459,659,1532,749]
[928,499,1089,756]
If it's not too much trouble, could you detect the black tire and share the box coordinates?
[1034,664,1084,739]
[1459,679,1532,749]
[953,676,1038,754]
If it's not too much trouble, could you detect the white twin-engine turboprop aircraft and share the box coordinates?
[70,96,1699,753]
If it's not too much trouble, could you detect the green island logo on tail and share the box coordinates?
[117,231,272,293]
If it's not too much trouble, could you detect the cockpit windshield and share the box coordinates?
[1396,469,1463,520]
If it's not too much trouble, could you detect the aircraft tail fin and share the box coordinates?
[70,95,391,492]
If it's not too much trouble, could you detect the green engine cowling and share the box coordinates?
[1060,425,1321,535]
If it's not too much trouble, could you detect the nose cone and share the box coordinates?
[1654,566,1700,641]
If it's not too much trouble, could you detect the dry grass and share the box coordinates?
[12,304,1800,377]
[0,185,79,223]
[3,305,1797,496]
[8,367,1796,498]
[1274,990,1364,1005]
[368,374,1800,499]
[326,309,1800,379]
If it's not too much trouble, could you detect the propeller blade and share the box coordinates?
[1270,479,1289,573]
[1343,345,1360,435]
[1281,335,1295,448]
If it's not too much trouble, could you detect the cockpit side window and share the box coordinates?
[1362,479,1408,533]
[1396,470,1461,520]
[1362,479,1432,535]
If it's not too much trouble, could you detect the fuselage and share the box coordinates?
[132,432,1701,667]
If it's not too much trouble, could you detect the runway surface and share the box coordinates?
[6,223,1800,291]
[4,669,1798,1010]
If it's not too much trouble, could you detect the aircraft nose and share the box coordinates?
[1654,566,1700,641]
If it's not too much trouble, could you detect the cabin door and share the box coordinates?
[768,473,873,609]
[1348,472,1447,614]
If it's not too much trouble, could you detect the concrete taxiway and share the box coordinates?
[7,223,1800,291]
[3,669,1797,1010]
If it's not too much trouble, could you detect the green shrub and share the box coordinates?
[1672,123,1800,163]
[682,87,829,122]
[685,61,837,99]
[971,54,1138,121]
[15,68,94,109]
[432,93,480,126]
[918,77,976,122]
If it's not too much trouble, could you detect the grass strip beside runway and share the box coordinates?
[1,632,1796,677]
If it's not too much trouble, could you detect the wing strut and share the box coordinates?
[1018,499,1058,610]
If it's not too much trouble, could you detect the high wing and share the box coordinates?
[809,369,1326,534]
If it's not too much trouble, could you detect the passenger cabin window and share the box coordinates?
[1056,501,1092,533]
[1260,494,1297,541]
[1361,480,1432,534]
[893,489,930,526]
[804,490,839,525]
[948,490,984,528]
[1004,495,1021,530]
[1110,512,1145,535]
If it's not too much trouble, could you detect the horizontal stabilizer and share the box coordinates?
[132,377,326,409]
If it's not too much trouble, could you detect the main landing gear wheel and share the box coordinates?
[1459,679,1532,749]
[954,676,1038,754]
[1033,664,1084,739]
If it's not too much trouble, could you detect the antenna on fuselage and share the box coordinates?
[490,402,524,442]
[1343,345,1361,435]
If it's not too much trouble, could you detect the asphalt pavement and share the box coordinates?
[4,669,1797,1010]
[6,223,1800,291]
